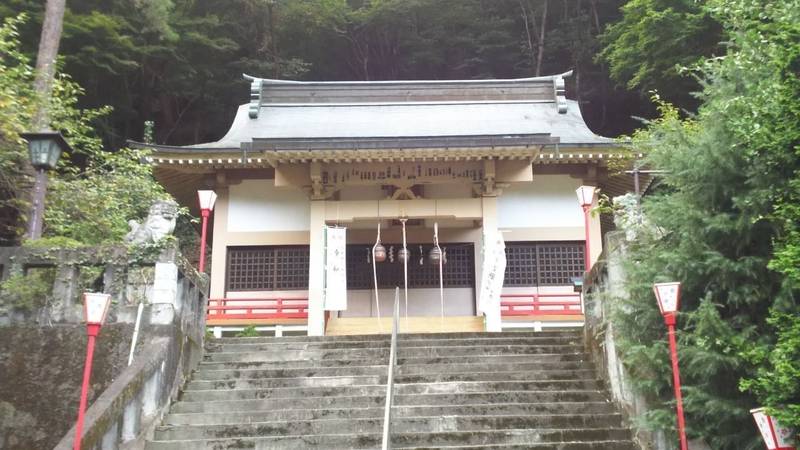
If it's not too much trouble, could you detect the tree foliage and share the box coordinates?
[599,0,722,108]
[1,0,649,149]
[607,0,800,447]
[0,14,168,245]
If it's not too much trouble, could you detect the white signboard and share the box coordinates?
[324,226,348,310]
[478,228,506,331]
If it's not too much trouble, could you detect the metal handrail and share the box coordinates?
[381,288,400,450]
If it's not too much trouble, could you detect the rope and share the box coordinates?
[372,221,382,329]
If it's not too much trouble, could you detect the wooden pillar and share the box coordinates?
[479,195,502,332]
[307,200,326,336]
[209,187,228,299]
[588,196,603,268]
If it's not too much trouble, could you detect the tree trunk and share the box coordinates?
[589,0,601,34]
[32,0,67,131]
[535,0,548,76]
[518,0,536,72]
[267,1,280,78]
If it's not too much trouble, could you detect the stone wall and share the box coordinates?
[0,244,208,450]
[0,324,133,450]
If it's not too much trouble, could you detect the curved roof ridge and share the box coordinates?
[242,70,573,85]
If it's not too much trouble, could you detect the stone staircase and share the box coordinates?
[146,330,640,449]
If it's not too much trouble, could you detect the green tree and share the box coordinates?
[3,0,647,150]
[599,0,722,109]
[0,14,168,245]
[606,0,800,447]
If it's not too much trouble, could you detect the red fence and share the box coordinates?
[500,292,583,317]
[207,297,309,321]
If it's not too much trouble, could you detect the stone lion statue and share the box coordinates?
[125,200,178,244]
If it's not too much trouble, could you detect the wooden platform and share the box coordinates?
[325,316,485,336]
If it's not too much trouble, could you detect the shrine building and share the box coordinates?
[134,71,631,336]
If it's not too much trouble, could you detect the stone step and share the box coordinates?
[169,394,384,414]
[197,358,389,371]
[202,344,585,362]
[179,384,386,402]
[187,374,385,391]
[150,328,639,450]
[398,353,589,366]
[396,442,640,450]
[164,402,620,426]
[192,364,388,380]
[180,380,603,401]
[208,330,582,345]
[396,369,599,384]
[397,360,594,375]
[146,428,632,450]
[155,415,627,440]
[170,390,610,413]
[198,352,589,368]
[188,369,600,390]
[207,336,583,353]
[395,380,604,395]
[192,362,595,381]
[395,390,610,406]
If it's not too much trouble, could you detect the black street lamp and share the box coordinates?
[20,131,71,240]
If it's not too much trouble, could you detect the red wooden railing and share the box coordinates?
[207,297,309,321]
[500,292,583,317]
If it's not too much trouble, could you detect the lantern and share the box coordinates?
[752,408,797,450]
[83,292,112,326]
[373,243,387,262]
[21,131,70,170]
[575,185,597,208]
[197,190,218,211]
[653,282,681,315]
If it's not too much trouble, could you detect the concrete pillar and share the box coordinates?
[150,262,178,325]
[142,369,161,418]
[100,420,119,450]
[307,200,326,336]
[209,187,229,299]
[51,264,80,322]
[120,397,141,442]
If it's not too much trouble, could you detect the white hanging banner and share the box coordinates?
[324,226,348,311]
[478,228,506,331]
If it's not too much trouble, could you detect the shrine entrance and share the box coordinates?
[324,217,486,335]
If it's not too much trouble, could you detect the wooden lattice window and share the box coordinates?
[503,242,584,287]
[226,246,309,291]
[346,243,474,289]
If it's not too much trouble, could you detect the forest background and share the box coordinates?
[0,1,797,449]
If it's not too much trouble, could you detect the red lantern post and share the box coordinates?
[653,282,688,450]
[74,292,112,450]
[575,185,597,271]
[197,190,217,273]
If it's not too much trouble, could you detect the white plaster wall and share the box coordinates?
[497,175,583,228]
[343,288,475,317]
[228,179,310,232]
